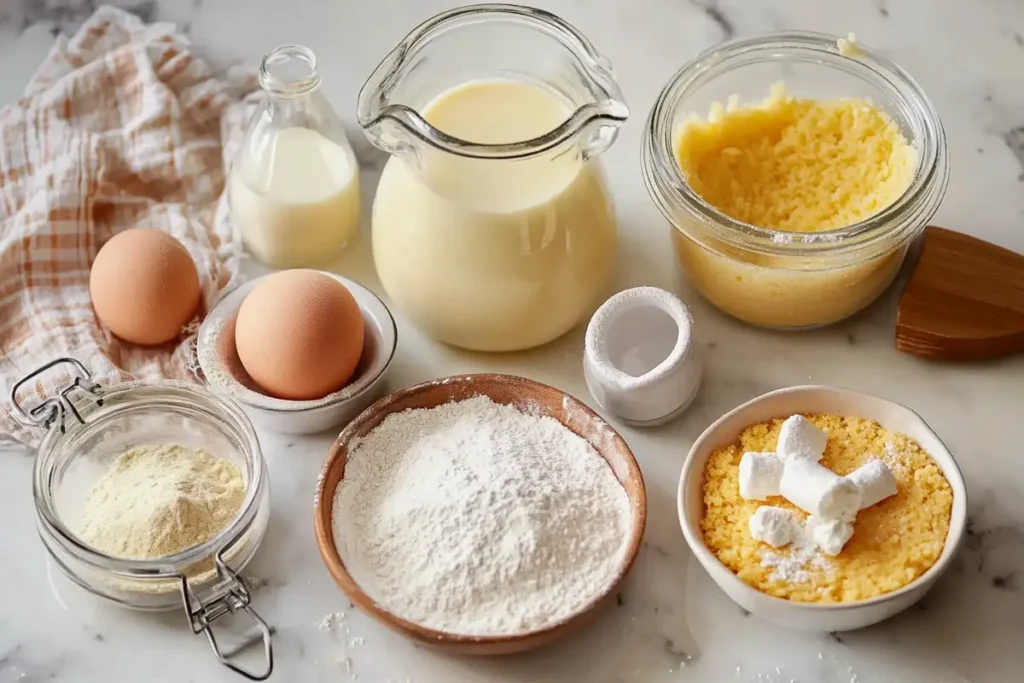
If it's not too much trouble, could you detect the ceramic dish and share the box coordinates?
[313,374,647,654]
[196,272,397,435]
[677,385,967,632]
[583,287,702,427]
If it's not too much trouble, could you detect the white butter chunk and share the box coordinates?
[779,458,862,521]
[776,415,828,462]
[809,516,855,556]
[739,452,784,500]
[749,506,799,547]
[847,458,899,509]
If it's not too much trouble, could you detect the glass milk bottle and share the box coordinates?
[358,5,628,352]
[230,45,361,268]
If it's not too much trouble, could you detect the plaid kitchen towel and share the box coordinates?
[0,5,257,445]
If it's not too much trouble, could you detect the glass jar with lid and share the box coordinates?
[14,358,273,680]
[642,32,949,329]
[358,4,628,352]
[230,44,361,269]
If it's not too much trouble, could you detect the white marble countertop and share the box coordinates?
[2,1,1023,682]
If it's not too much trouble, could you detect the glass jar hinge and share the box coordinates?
[10,357,104,433]
[180,552,274,681]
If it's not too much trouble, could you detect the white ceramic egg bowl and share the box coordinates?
[197,272,397,435]
[678,385,967,632]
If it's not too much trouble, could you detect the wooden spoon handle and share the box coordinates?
[895,226,1024,361]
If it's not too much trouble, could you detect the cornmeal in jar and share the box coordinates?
[670,83,918,328]
[670,229,904,328]
[837,32,864,58]
[701,414,953,603]
[675,83,917,232]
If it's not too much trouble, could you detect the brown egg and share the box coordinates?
[89,228,201,346]
[234,270,364,400]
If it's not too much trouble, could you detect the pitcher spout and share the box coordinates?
[356,3,628,162]
[356,43,419,160]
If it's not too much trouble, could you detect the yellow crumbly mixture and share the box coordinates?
[675,83,917,232]
[702,414,953,603]
[837,32,864,58]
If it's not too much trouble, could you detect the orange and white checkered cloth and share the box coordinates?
[0,6,257,445]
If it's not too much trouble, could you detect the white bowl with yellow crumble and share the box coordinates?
[677,385,967,632]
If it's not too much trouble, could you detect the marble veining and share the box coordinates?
[15,0,155,32]
[686,0,735,39]
[1,1,1023,682]
[1002,126,1024,179]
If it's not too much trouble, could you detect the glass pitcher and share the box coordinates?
[358,4,628,352]
[230,45,361,269]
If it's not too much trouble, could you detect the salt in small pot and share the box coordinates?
[583,287,701,426]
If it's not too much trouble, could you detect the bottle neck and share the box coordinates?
[259,44,322,97]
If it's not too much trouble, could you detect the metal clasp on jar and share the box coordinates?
[11,357,275,681]
[10,357,104,432]
[182,552,274,680]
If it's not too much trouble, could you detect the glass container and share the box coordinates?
[642,32,949,329]
[230,45,361,269]
[15,358,273,680]
[358,4,628,352]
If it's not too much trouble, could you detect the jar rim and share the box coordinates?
[33,379,268,577]
[642,30,949,259]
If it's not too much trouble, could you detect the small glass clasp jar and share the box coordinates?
[14,358,273,680]
[358,4,628,352]
[642,32,949,329]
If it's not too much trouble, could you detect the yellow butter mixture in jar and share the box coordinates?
[675,83,917,232]
[655,75,933,329]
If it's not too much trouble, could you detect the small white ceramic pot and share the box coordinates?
[584,287,701,426]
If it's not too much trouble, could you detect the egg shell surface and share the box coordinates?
[234,269,364,400]
[89,228,201,345]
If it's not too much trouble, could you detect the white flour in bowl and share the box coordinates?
[330,395,634,636]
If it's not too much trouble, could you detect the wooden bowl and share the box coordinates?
[313,373,647,655]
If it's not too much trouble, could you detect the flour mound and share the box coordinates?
[332,396,632,636]
[78,444,245,560]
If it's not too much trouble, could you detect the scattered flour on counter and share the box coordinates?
[242,575,265,591]
[318,611,347,633]
[331,395,633,636]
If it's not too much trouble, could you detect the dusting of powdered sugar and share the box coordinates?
[759,518,831,583]
[881,440,913,480]
[331,395,633,636]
